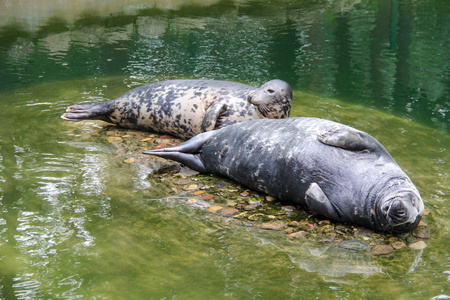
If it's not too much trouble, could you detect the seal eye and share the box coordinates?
[267,89,275,94]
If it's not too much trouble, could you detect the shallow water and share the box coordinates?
[0,0,449,299]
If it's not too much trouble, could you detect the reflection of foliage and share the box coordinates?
[0,0,448,131]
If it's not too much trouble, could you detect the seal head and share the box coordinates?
[247,79,292,119]
[371,178,424,233]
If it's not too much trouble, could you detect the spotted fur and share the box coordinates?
[62,79,292,139]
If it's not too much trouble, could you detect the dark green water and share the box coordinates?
[0,0,448,299]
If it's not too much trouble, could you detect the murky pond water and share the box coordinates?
[0,0,448,299]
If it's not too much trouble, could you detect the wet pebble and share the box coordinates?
[413,226,430,239]
[372,244,394,256]
[298,222,316,232]
[392,241,407,250]
[409,241,427,250]
[244,204,259,211]
[208,206,223,213]
[289,231,307,240]
[221,208,239,217]
[201,194,215,200]
[261,221,286,231]
[240,191,250,197]
[339,240,370,252]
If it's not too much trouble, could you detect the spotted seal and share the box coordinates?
[145,117,424,234]
[61,79,292,139]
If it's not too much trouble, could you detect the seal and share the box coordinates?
[62,79,292,139]
[144,117,424,234]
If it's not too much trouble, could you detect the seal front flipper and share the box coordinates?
[61,101,115,123]
[318,127,377,152]
[143,131,216,173]
[305,183,342,221]
[201,103,227,132]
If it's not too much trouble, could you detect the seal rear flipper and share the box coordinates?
[61,102,115,122]
[142,131,216,173]
[146,151,207,173]
[318,127,377,152]
[201,103,227,132]
[305,183,341,221]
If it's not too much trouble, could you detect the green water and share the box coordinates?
[0,0,449,299]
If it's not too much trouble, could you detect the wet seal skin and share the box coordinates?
[144,117,424,234]
[62,79,292,139]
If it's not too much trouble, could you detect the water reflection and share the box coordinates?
[0,0,447,131]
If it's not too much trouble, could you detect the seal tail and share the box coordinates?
[61,101,115,122]
[143,131,216,173]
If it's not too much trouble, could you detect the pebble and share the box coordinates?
[372,244,394,256]
[281,206,296,212]
[289,231,307,240]
[174,178,190,185]
[221,208,239,217]
[288,221,300,227]
[123,158,135,164]
[140,137,154,142]
[261,221,286,231]
[265,195,276,202]
[193,191,204,196]
[339,240,370,252]
[318,220,331,225]
[188,199,197,204]
[298,222,316,232]
[183,184,198,191]
[106,136,122,143]
[409,241,427,250]
[392,241,407,250]
[240,191,250,197]
[413,226,430,239]
[244,204,259,211]
[201,194,215,200]
[208,206,223,213]
[247,213,264,221]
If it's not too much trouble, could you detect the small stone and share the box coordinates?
[246,213,264,221]
[153,144,167,149]
[392,241,407,250]
[174,178,190,185]
[289,231,307,240]
[413,226,430,239]
[288,221,300,227]
[123,157,135,164]
[261,221,286,231]
[221,209,239,217]
[183,184,198,191]
[281,206,296,212]
[372,245,394,256]
[267,215,277,220]
[201,194,215,200]
[339,240,370,252]
[160,135,174,139]
[140,137,154,142]
[409,241,427,250]
[298,222,316,232]
[388,237,401,243]
[234,211,249,219]
[318,220,331,225]
[240,191,250,197]
[244,204,259,211]
[212,182,226,188]
[188,199,197,204]
[322,232,336,243]
[283,227,296,234]
[208,206,223,213]
[193,190,204,196]
[106,136,122,143]
[265,195,276,202]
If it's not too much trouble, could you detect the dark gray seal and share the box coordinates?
[61,79,292,139]
[144,117,424,234]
